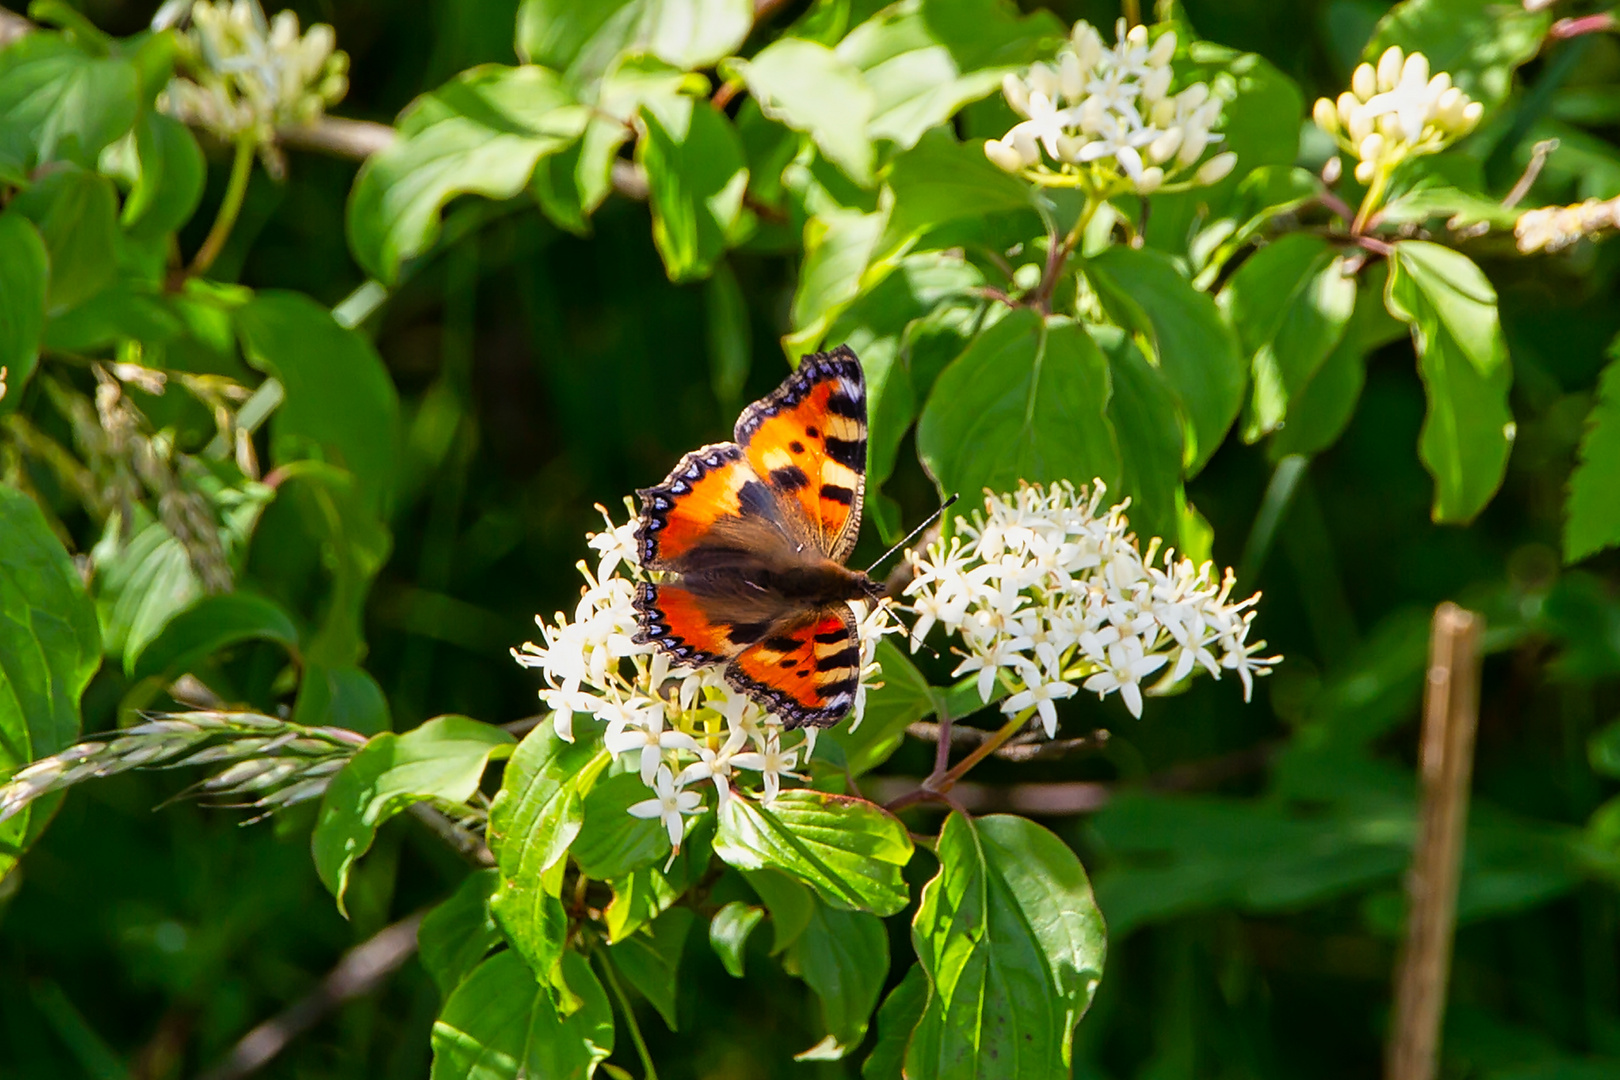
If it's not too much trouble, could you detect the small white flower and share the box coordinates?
[732,733,800,803]
[1082,637,1169,718]
[604,713,699,784]
[678,727,750,807]
[1003,677,1079,738]
[628,766,703,848]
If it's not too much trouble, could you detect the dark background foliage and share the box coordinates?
[5,0,1620,1078]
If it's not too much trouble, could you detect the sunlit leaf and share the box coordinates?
[419,868,503,998]
[429,950,613,1080]
[1565,346,1620,563]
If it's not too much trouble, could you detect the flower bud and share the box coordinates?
[1376,46,1404,91]
[1358,132,1385,163]
[1321,155,1342,184]
[1148,30,1177,67]
[1073,22,1103,68]
[1127,23,1149,49]
[1176,126,1210,168]
[1401,51,1430,88]
[1178,82,1209,110]
[1151,98,1177,128]
[1078,97,1107,135]
[1028,61,1059,100]
[1002,72,1030,116]
[1460,100,1483,132]
[1195,151,1237,185]
[1140,66,1172,103]
[1147,126,1183,165]
[985,138,1027,173]
[1376,112,1401,139]
[1351,62,1377,100]
[1058,51,1085,102]
[1313,97,1340,133]
[1427,71,1451,99]
[1136,166,1165,194]
[1056,134,1087,163]
[1346,104,1373,144]
[1355,158,1376,184]
[1009,124,1039,164]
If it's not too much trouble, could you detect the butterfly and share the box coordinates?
[631,346,879,729]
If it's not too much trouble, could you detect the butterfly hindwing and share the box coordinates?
[725,605,862,729]
[631,581,745,667]
[734,346,867,563]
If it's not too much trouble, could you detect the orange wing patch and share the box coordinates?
[725,605,861,729]
[735,346,867,563]
[632,582,745,667]
[635,443,757,570]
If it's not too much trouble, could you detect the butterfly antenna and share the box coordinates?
[863,493,960,577]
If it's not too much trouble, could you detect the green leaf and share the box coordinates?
[1218,234,1356,441]
[1385,240,1513,524]
[121,112,205,238]
[742,866,815,953]
[1271,260,1405,460]
[788,205,889,353]
[237,292,402,514]
[429,950,613,1080]
[1087,245,1246,475]
[488,724,610,975]
[291,664,391,737]
[272,464,390,668]
[916,311,1120,504]
[127,591,298,681]
[714,789,913,915]
[1093,324,1185,552]
[313,716,516,913]
[347,64,589,282]
[825,639,933,778]
[9,165,119,314]
[0,486,101,878]
[571,770,671,881]
[835,0,1062,151]
[607,905,692,1030]
[419,868,503,998]
[637,94,749,282]
[881,130,1038,253]
[1566,347,1620,563]
[906,814,1106,1078]
[726,39,875,185]
[0,34,138,175]
[862,963,930,1080]
[1367,0,1549,113]
[709,900,764,978]
[516,0,752,84]
[787,902,889,1058]
[0,211,49,411]
[92,515,203,664]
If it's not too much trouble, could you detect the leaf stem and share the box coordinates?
[190,135,256,276]
[597,952,659,1080]
[1351,162,1392,236]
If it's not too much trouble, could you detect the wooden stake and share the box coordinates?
[1387,602,1483,1080]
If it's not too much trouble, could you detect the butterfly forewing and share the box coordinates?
[725,605,862,729]
[734,346,868,563]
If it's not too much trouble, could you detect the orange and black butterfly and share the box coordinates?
[632,347,878,729]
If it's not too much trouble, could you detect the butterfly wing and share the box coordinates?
[634,442,809,573]
[725,604,862,729]
[735,346,867,563]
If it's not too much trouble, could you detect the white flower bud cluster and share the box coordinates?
[162,0,348,148]
[903,481,1277,730]
[1312,47,1482,184]
[983,19,1235,196]
[1514,195,1620,254]
[0,366,7,406]
[512,502,894,851]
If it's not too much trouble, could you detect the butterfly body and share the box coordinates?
[632,348,873,729]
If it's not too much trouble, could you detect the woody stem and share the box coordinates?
[936,706,1037,789]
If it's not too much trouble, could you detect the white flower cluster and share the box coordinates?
[903,481,1277,729]
[1515,195,1620,254]
[1313,47,1482,184]
[161,0,348,149]
[984,20,1235,196]
[513,503,892,850]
